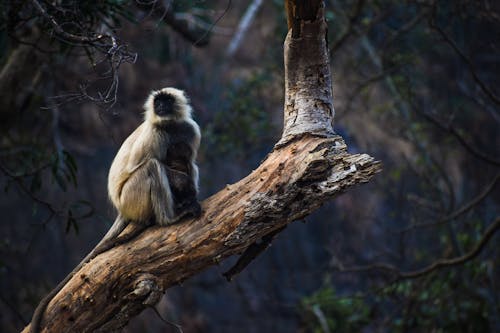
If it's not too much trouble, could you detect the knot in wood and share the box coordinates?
[130,274,163,306]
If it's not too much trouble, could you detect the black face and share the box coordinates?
[153,93,176,116]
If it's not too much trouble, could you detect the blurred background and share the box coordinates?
[0,0,499,332]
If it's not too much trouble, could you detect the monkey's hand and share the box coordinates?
[188,201,202,218]
[173,200,202,222]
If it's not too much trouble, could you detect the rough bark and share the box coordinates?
[25,2,381,331]
[25,135,379,332]
[279,0,335,146]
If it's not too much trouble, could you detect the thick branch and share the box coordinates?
[25,2,380,331]
[24,135,381,332]
[279,3,335,146]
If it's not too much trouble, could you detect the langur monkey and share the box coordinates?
[30,88,201,332]
[108,87,201,224]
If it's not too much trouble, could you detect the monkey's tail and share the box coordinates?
[29,215,129,333]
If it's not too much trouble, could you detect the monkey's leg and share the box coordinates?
[119,159,176,226]
[148,159,180,225]
[166,167,202,221]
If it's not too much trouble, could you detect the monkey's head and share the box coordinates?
[144,87,192,123]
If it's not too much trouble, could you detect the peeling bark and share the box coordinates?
[25,136,380,332]
[25,1,381,331]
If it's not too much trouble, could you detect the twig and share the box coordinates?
[30,0,104,44]
[174,13,232,35]
[150,307,183,333]
[193,0,232,46]
[223,226,286,281]
[335,216,500,280]
[329,0,366,54]
[419,111,500,166]
[0,163,58,215]
[383,9,427,48]
[399,172,499,233]
[0,294,27,325]
[340,65,401,118]
[429,5,500,107]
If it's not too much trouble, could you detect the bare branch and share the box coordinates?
[429,6,500,107]
[399,172,499,233]
[23,136,381,332]
[329,0,366,54]
[335,216,500,280]
[226,0,263,57]
[30,0,104,44]
[420,111,500,166]
[136,0,232,47]
[23,5,381,331]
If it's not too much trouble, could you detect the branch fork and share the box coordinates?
[25,2,381,331]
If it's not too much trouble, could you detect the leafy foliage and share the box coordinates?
[300,286,371,333]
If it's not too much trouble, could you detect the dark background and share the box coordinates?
[0,1,499,332]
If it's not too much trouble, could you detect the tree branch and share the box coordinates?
[135,0,231,47]
[429,6,500,107]
[24,2,381,331]
[279,1,335,146]
[24,135,380,332]
[419,110,500,166]
[30,0,104,44]
[398,172,499,233]
[335,216,500,280]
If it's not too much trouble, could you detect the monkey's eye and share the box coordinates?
[154,94,176,116]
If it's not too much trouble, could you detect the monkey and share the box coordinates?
[29,87,201,332]
[107,87,202,225]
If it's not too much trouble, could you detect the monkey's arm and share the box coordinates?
[185,118,201,192]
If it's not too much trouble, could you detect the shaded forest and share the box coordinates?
[0,0,499,332]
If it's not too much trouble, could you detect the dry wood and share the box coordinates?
[25,2,381,331]
[24,135,380,332]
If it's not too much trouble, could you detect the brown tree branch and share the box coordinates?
[24,2,381,331]
[23,135,380,332]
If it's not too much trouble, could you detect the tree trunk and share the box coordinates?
[24,1,381,331]
[279,0,335,146]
